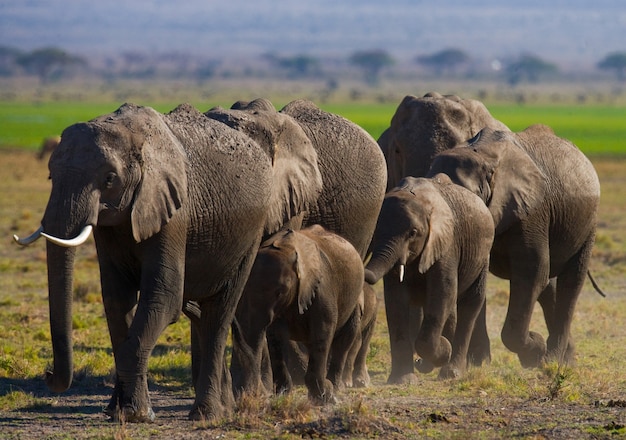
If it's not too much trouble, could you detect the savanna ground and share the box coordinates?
[0,93,625,438]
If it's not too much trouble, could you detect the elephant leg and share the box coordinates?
[501,239,550,368]
[328,307,361,390]
[440,270,488,379]
[414,273,456,371]
[112,288,182,423]
[230,316,267,398]
[182,300,201,389]
[342,329,360,388]
[537,279,575,364]
[189,292,238,422]
[383,274,420,384]
[101,278,139,420]
[286,341,307,386]
[467,298,491,367]
[267,319,293,395]
[304,329,336,405]
[546,236,594,365]
[350,309,376,388]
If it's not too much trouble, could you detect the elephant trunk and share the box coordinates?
[45,240,77,393]
[365,243,404,284]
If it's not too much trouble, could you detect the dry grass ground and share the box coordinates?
[0,150,624,439]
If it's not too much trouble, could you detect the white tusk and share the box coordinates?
[41,225,93,248]
[399,264,405,283]
[13,226,44,246]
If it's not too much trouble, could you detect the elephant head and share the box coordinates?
[205,98,323,236]
[428,127,546,234]
[380,92,509,189]
[14,103,188,392]
[365,175,454,284]
[257,229,322,314]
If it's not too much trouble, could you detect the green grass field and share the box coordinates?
[1,101,625,155]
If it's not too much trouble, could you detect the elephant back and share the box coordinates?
[281,99,387,259]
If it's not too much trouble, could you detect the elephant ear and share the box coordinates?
[277,230,323,315]
[480,129,546,234]
[417,181,454,274]
[130,106,188,242]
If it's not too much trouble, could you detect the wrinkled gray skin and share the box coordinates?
[207,98,387,258]
[379,92,509,190]
[428,125,600,367]
[365,175,494,380]
[376,92,506,383]
[284,281,378,389]
[232,226,364,405]
[207,98,387,390]
[17,102,326,423]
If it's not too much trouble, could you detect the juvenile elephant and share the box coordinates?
[232,225,364,404]
[428,125,601,367]
[284,281,378,389]
[364,174,494,380]
[378,92,509,189]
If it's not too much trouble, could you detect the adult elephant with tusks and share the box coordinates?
[427,124,603,368]
[14,99,386,423]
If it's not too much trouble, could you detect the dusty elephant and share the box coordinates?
[284,280,378,389]
[207,98,387,258]
[207,98,386,392]
[13,102,325,422]
[378,91,509,189]
[376,92,505,383]
[364,174,494,380]
[428,125,601,367]
[232,225,364,404]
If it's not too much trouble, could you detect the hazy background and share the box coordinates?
[3,0,625,66]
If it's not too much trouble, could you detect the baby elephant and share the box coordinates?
[232,225,364,404]
[365,174,494,379]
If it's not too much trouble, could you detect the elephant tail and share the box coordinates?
[587,270,606,297]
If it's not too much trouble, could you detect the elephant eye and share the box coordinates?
[104,172,117,189]
[409,228,419,238]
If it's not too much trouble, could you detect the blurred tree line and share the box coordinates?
[1,45,626,86]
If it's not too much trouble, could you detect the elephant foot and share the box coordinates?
[352,371,371,388]
[415,358,435,374]
[307,378,337,406]
[438,364,465,380]
[104,376,155,423]
[387,371,419,385]
[188,401,227,423]
[104,402,156,423]
[517,331,547,368]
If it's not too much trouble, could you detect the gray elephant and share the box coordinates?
[379,92,509,189]
[376,92,507,382]
[14,102,321,422]
[427,125,601,367]
[232,225,364,404]
[14,100,386,422]
[283,280,378,389]
[364,174,494,380]
[207,98,387,258]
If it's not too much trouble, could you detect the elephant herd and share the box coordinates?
[14,92,601,423]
